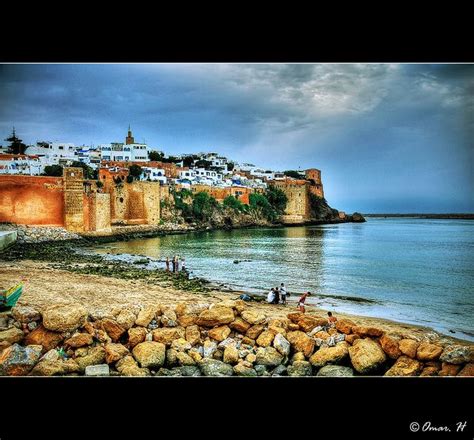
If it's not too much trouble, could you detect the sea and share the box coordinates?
[89,218,474,341]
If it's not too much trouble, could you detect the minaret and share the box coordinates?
[125,124,135,145]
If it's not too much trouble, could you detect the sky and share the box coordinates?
[0,63,472,213]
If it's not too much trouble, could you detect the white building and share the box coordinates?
[0,154,43,175]
[178,167,223,185]
[24,142,77,166]
[141,167,167,184]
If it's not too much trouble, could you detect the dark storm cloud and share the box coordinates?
[0,63,472,213]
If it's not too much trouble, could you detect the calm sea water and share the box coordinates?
[90,218,474,341]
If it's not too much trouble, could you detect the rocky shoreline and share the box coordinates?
[1,300,473,377]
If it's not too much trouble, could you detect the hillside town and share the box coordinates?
[0,126,321,194]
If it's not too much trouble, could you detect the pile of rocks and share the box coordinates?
[0,224,82,243]
[1,301,473,377]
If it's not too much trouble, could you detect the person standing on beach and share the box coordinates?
[171,256,176,273]
[174,255,179,273]
[297,292,311,313]
[273,287,280,304]
[181,257,186,272]
[165,257,170,272]
[280,283,287,305]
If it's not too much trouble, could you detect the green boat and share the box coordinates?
[0,283,24,310]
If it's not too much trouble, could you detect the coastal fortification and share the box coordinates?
[0,167,162,233]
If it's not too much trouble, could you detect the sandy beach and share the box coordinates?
[1,259,470,347]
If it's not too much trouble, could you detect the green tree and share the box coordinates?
[43,165,63,177]
[128,164,143,181]
[5,128,27,155]
[192,192,218,221]
[249,193,277,221]
[265,187,288,215]
[148,150,164,161]
[71,161,95,179]
[223,195,245,212]
[227,162,235,172]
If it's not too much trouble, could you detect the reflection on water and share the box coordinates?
[91,219,474,341]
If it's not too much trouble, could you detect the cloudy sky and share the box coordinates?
[0,63,472,213]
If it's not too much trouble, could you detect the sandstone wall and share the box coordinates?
[271,181,310,223]
[0,175,65,226]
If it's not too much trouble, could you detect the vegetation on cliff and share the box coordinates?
[166,187,288,227]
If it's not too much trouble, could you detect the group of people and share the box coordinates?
[165,256,186,274]
[266,283,288,305]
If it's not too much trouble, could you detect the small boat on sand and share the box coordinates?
[0,283,24,310]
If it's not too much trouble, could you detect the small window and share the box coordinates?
[119,197,124,203]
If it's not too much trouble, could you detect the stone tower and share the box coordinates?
[305,168,324,198]
[125,124,135,145]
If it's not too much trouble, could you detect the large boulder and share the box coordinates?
[385,356,423,376]
[256,330,275,348]
[11,305,41,323]
[246,325,265,340]
[287,361,312,376]
[116,355,150,376]
[175,302,209,317]
[176,352,195,366]
[24,325,63,352]
[416,343,443,361]
[309,342,349,367]
[287,312,303,323]
[42,304,88,332]
[152,327,185,346]
[203,340,218,358]
[105,343,129,364]
[335,319,356,335]
[96,319,126,342]
[0,327,24,348]
[223,346,240,364]
[439,345,474,365]
[399,339,419,359]
[298,315,327,333]
[74,346,106,372]
[348,338,387,374]
[457,363,474,377]
[196,307,234,327]
[233,362,257,377]
[317,365,354,377]
[0,343,42,376]
[379,334,402,360]
[351,326,383,338]
[229,317,251,333]
[30,358,79,376]
[85,364,110,376]
[241,310,266,326]
[185,325,201,346]
[255,347,284,367]
[116,309,137,330]
[200,358,234,376]
[273,333,291,356]
[161,309,178,327]
[64,332,93,348]
[128,327,147,348]
[135,305,159,327]
[287,331,315,358]
[208,325,231,342]
[178,314,197,327]
[170,338,192,352]
[438,362,462,377]
[132,341,166,369]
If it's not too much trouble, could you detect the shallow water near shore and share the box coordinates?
[90,218,474,341]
